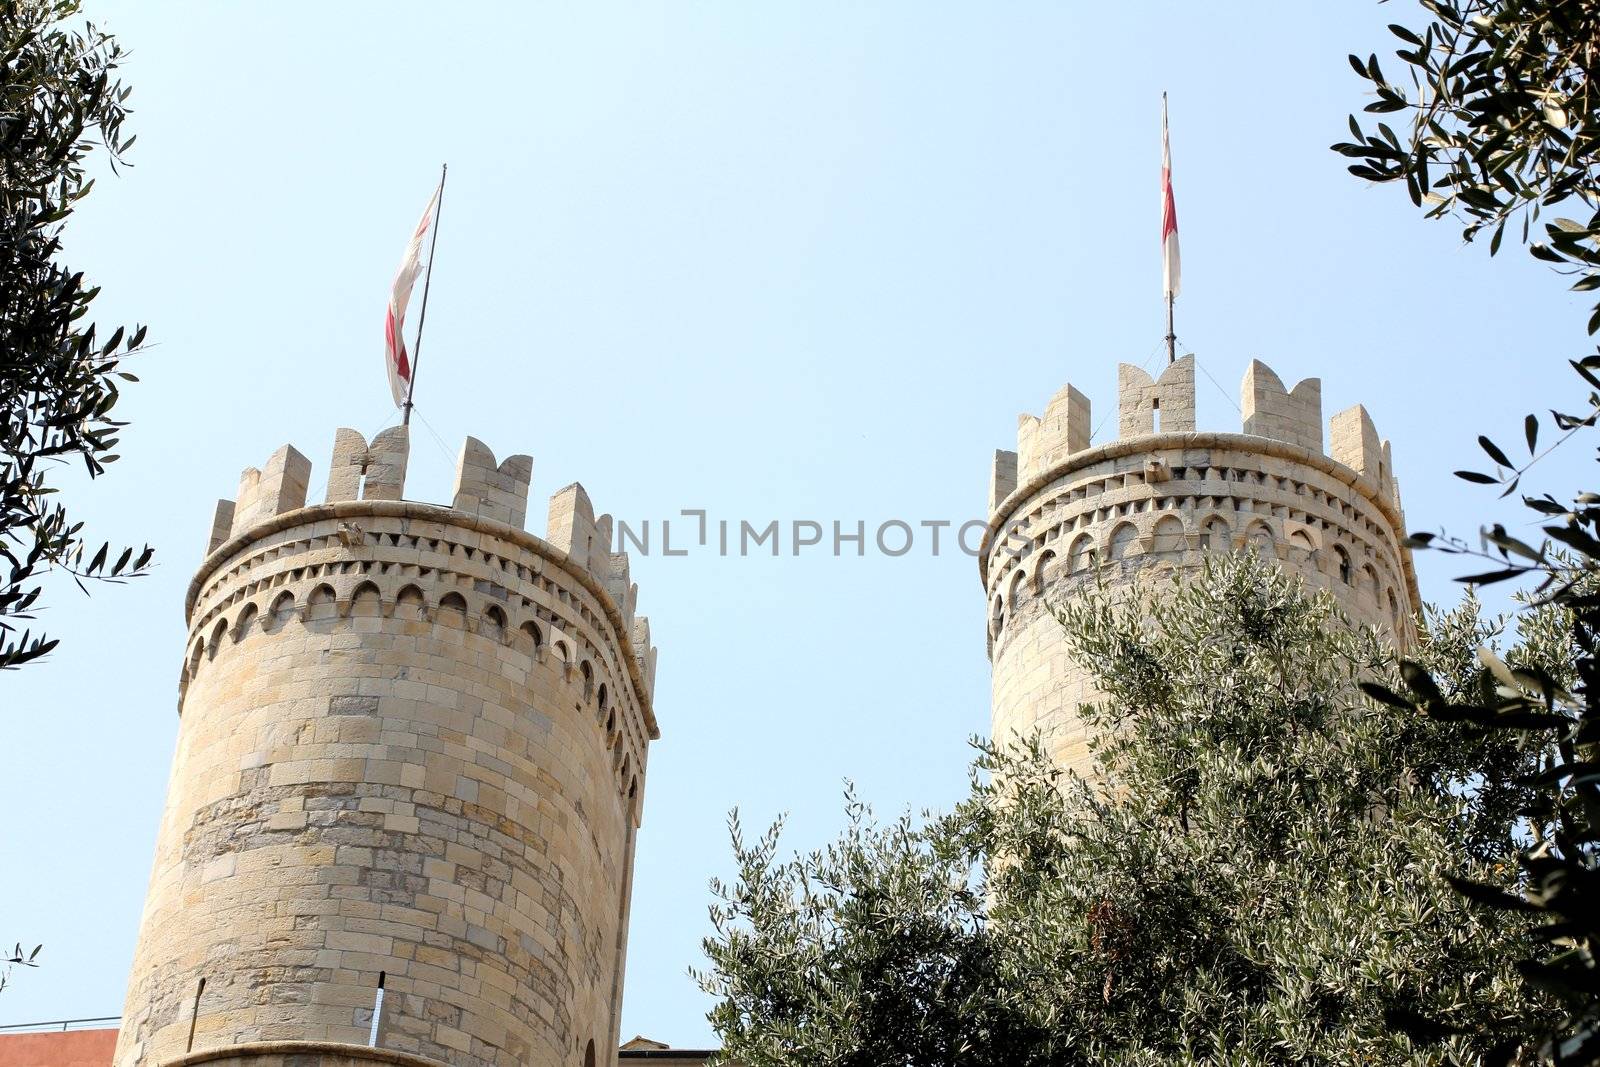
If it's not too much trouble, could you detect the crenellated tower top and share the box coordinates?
[195,423,658,718]
[982,355,1419,780]
[987,355,1404,538]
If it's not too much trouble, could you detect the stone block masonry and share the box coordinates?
[983,359,1419,780]
[115,425,659,1067]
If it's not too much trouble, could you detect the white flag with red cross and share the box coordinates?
[1162,95,1181,299]
[385,183,442,408]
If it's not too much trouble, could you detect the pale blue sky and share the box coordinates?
[1,2,1590,1050]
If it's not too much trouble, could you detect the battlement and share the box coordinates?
[204,424,656,697]
[1119,355,1196,438]
[994,357,1401,513]
[1242,360,1321,452]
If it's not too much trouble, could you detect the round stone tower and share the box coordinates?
[980,356,1420,778]
[115,425,659,1067]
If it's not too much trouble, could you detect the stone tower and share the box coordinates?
[981,356,1420,778]
[115,425,658,1067]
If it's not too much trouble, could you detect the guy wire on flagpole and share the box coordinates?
[402,163,448,428]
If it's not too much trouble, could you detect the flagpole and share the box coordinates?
[1165,291,1175,364]
[402,163,447,428]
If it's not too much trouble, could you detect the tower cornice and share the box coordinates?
[980,429,1421,614]
[189,497,659,739]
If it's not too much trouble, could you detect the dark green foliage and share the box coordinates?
[1333,0,1600,327]
[1336,2,1600,1059]
[699,557,1565,1065]
[1366,569,1599,1064]
[0,0,151,669]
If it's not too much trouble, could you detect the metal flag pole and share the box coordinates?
[1165,291,1176,365]
[402,163,447,428]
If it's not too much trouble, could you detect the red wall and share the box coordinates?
[0,1029,116,1067]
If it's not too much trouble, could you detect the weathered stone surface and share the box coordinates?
[116,431,659,1067]
[986,363,1419,781]
[231,446,312,536]
[451,438,532,530]
[1241,360,1321,453]
[1117,355,1196,438]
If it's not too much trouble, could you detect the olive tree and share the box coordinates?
[0,0,151,670]
[1337,4,1600,1059]
[699,557,1565,1066]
